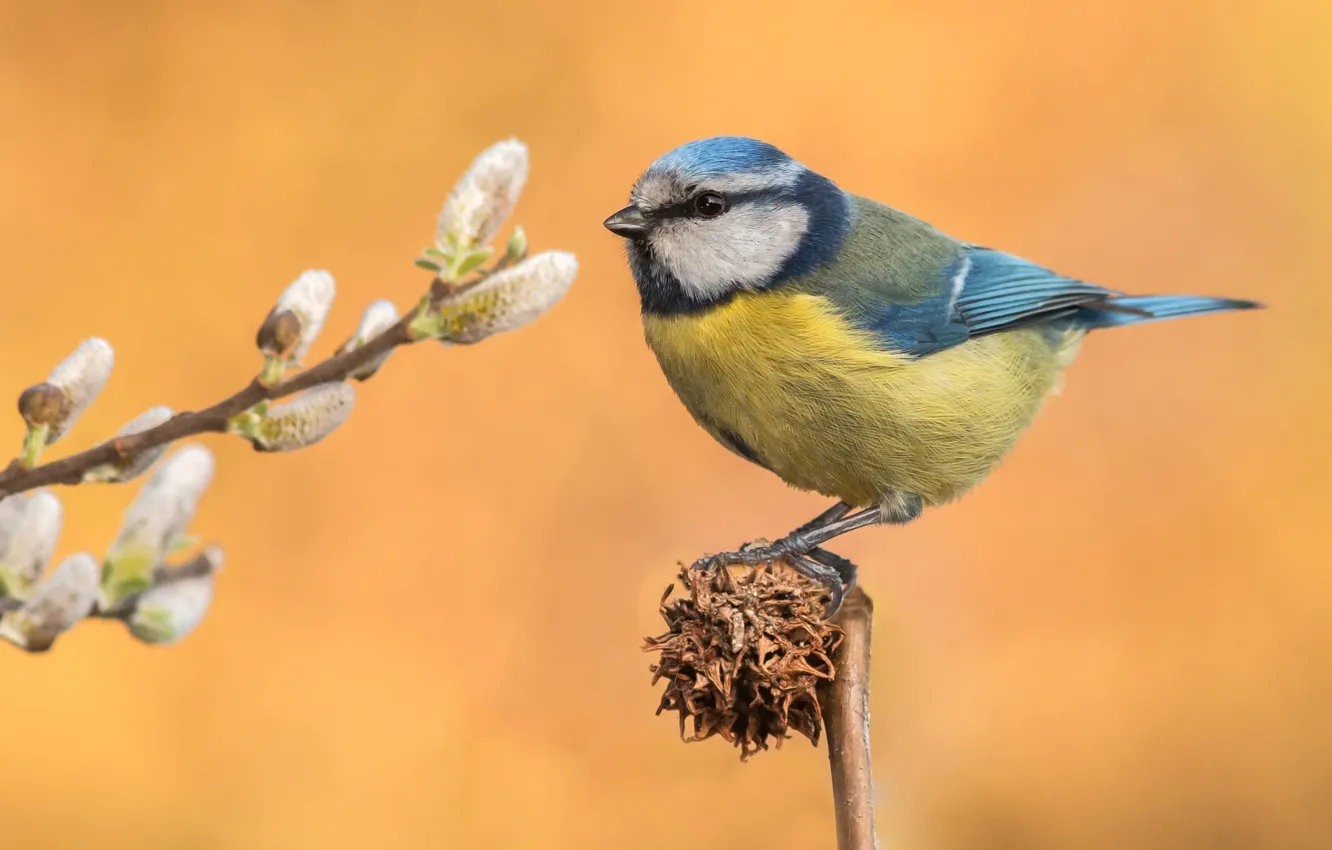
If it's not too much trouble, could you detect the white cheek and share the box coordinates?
[652,204,810,301]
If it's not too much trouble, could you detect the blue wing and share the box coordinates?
[860,246,1121,357]
[951,248,1119,335]
[802,197,1258,357]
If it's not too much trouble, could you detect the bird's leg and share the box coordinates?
[693,500,874,619]
[716,501,856,562]
[737,500,852,554]
[697,503,883,570]
[795,501,853,535]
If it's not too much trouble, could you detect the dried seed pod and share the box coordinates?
[643,560,843,760]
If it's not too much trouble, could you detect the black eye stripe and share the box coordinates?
[647,189,770,222]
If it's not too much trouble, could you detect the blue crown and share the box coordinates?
[653,136,792,177]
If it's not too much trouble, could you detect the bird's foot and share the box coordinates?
[690,501,882,619]
[697,504,882,570]
[695,529,815,571]
[809,547,858,598]
[790,553,845,618]
[691,537,859,619]
[790,547,860,618]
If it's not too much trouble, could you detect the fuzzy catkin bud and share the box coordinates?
[434,251,578,344]
[436,139,529,254]
[336,299,400,380]
[0,490,62,597]
[0,553,99,651]
[24,338,115,444]
[249,383,355,452]
[83,405,173,484]
[128,545,223,645]
[268,270,336,364]
[102,445,215,606]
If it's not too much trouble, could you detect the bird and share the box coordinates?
[603,136,1261,617]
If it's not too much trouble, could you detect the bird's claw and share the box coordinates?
[789,553,846,619]
[687,501,872,620]
[693,545,778,572]
[690,540,856,621]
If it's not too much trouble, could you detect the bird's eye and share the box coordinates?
[693,192,728,218]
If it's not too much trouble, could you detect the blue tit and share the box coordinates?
[603,136,1261,616]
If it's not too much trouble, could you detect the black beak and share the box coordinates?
[603,204,650,238]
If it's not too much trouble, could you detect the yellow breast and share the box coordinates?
[643,290,1082,507]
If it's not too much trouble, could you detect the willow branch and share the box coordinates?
[0,316,411,498]
[0,275,479,500]
[822,586,878,850]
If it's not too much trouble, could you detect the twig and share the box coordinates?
[92,549,220,620]
[822,586,878,850]
[0,278,471,500]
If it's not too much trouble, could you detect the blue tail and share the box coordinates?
[1076,295,1262,330]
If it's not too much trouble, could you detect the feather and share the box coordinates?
[796,196,1258,357]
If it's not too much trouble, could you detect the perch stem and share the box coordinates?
[822,586,878,850]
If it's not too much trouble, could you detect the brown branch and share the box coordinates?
[0,294,439,500]
[822,586,878,850]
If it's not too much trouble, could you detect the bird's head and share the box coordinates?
[604,136,851,314]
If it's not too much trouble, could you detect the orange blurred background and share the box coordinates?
[1,1,1329,847]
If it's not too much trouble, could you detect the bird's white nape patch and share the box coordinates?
[948,254,971,310]
[650,200,811,300]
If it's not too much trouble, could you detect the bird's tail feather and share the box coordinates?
[1077,294,1262,329]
